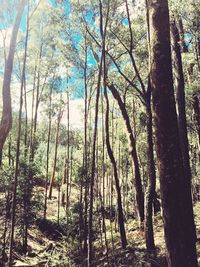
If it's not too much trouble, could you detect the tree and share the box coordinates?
[192,94,200,156]
[171,18,193,192]
[108,84,144,227]
[0,0,27,165]
[104,86,127,249]
[146,0,198,266]
[144,82,156,254]
[48,103,63,200]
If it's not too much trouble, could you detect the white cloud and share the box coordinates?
[63,98,84,129]
[0,27,12,49]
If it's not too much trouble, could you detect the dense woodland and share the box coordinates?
[0,0,200,266]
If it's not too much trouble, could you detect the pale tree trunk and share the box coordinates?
[100,88,109,262]
[144,7,157,255]
[19,3,30,254]
[83,115,88,249]
[44,87,52,219]
[8,15,27,267]
[66,92,70,210]
[61,91,70,208]
[146,0,198,266]
[0,0,27,165]
[48,108,63,200]
[144,86,156,254]
[82,37,88,253]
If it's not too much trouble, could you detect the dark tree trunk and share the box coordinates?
[61,154,67,206]
[88,56,102,266]
[0,0,27,166]
[108,84,144,226]
[104,85,127,249]
[88,1,109,265]
[146,1,198,266]
[171,19,193,187]
[1,191,11,262]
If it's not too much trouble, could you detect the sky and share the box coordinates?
[0,0,193,129]
[0,0,86,129]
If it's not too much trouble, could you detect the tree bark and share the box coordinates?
[146,1,198,266]
[171,19,193,188]
[0,0,27,165]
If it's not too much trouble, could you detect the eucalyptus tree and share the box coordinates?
[146,0,198,266]
[171,18,193,195]
[27,1,62,161]
[54,1,105,254]
[7,1,28,265]
[85,0,157,251]
[48,96,65,200]
[0,0,27,166]
[100,0,127,250]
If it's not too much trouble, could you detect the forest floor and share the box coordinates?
[1,187,200,267]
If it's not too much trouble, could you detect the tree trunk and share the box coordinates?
[48,108,63,200]
[146,1,198,266]
[8,11,26,263]
[83,39,89,253]
[44,87,52,219]
[100,88,109,260]
[104,85,127,249]
[66,92,70,210]
[0,0,27,166]
[61,91,70,208]
[21,4,30,254]
[87,54,103,266]
[171,18,193,189]
[108,84,144,226]
[192,94,200,157]
[144,87,156,253]
[88,1,109,265]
